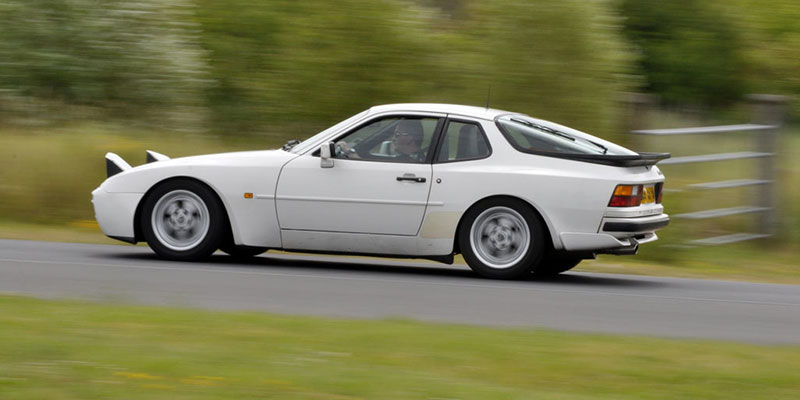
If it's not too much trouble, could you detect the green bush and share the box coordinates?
[194,0,632,139]
[618,0,747,107]
[726,0,800,120]
[0,0,211,130]
[194,0,445,132]
[457,0,633,138]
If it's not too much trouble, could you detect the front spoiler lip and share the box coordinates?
[109,235,137,244]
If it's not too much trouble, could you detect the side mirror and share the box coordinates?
[320,142,335,168]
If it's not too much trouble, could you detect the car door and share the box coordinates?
[275,114,444,236]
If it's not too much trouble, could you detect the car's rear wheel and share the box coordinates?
[459,198,546,279]
[141,179,225,261]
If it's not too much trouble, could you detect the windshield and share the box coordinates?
[496,115,636,156]
[288,109,370,154]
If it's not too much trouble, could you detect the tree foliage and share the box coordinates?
[618,0,747,107]
[194,0,632,138]
[0,0,211,129]
[194,0,445,131]
[459,0,633,135]
[0,0,633,138]
[726,0,800,117]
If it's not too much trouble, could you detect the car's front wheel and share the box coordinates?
[141,179,225,261]
[459,198,546,279]
[220,243,267,259]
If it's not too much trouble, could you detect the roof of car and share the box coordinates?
[368,103,515,121]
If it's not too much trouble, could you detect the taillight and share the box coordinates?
[608,184,643,207]
[655,182,664,204]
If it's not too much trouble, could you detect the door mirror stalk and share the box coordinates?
[320,142,335,168]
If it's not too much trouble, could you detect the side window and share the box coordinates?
[333,116,439,163]
[436,121,490,162]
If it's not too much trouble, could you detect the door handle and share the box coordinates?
[396,176,426,183]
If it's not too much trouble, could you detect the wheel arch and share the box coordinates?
[133,176,235,244]
[452,194,558,255]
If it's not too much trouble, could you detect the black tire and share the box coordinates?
[458,198,547,279]
[534,255,581,276]
[220,243,267,259]
[140,179,226,261]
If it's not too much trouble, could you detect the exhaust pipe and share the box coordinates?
[598,239,639,256]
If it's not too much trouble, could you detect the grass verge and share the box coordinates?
[0,220,121,246]
[1,294,799,400]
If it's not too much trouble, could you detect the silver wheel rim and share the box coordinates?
[151,190,210,251]
[470,206,530,269]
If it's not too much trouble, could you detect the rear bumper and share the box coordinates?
[559,232,658,251]
[558,213,668,252]
[602,214,670,233]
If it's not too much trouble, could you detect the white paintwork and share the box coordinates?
[91,189,142,239]
[276,154,432,236]
[603,203,663,218]
[318,144,334,168]
[92,103,669,259]
[105,152,132,171]
[96,150,296,247]
[600,214,670,239]
[146,150,170,162]
[280,230,448,256]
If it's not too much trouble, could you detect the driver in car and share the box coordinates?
[391,119,426,162]
[336,119,426,162]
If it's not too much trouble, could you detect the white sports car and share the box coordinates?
[92,103,669,279]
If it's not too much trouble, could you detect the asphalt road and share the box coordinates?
[1,239,799,344]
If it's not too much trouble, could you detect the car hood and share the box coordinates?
[144,149,288,168]
[99,149,298,193]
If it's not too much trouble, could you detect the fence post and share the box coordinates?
[747,94,789,236]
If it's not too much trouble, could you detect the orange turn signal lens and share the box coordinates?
[244,193,253,199]
[613,185,637,196]
[608,184,643,207]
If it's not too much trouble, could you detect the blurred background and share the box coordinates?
[0,0,797,270]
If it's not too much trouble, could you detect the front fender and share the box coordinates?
[96,150,297,247]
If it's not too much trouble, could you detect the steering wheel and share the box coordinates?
[334,141,354,158]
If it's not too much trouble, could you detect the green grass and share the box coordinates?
[0,219,121,246]
[1,294,799,400]
[581,244,800,284]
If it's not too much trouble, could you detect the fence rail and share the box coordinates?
[632,124,776,135]
[627,94,788,246]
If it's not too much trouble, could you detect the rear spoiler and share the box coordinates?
[106,150,171,178]
[552,151,671,167]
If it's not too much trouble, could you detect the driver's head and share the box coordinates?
[393,119,423,155]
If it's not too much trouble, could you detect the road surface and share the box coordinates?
[1,239,798,344]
